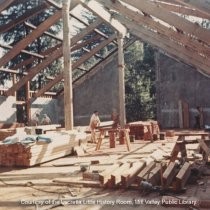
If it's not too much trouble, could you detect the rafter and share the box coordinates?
[0,3,49,33]
[100,0,210,58]
[151,0,210,19]
[24,22,62,42]
[80,0,127,36]
[114,14,210,74]
[0,0,15,13]
[34,34,116,97]
[175,0,210,17]
[5,19,103,95]
[0,67,27,75]
[0,10,62,68]
[121,0,210,45]
[0,43,45,59]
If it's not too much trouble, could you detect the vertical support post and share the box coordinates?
[12,74,16,97]
[62,0,73,130]
[117,33,126,127]
[26,81,31,125]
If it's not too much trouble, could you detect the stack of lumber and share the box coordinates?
[127,121,160,140]
[0,130,88,167]
[0,129,16,141]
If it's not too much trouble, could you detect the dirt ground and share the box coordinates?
[0,138,209,210]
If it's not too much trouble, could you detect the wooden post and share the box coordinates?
[117,33,126,127]
[12,74,16,97]
[62,0,73,130]
[26,81,31,125]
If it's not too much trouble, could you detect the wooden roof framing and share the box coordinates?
[0,0,210,99]
[152,1,210,19]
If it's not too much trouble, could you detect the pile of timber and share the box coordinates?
[81,159,193,192]
[127,121,160,141]
[0,123,25,141]
[0,130,88,167]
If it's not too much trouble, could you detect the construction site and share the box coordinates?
[0,0,210,209]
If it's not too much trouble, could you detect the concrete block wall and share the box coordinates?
[156,52,210,128]
[31,97,59,124]
[57,56,120,126]
[0,96,59,124]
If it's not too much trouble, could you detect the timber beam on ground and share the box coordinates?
[0,10,62,68]
[120,0,210,45]
[100,0,210,58]
[113,14,210,75]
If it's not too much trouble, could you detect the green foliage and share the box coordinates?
[125,41,156,122]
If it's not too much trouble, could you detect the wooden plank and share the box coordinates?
[121,0,210,45]
[121,161,146,188]
[109,162,131,187]
[162,162,178,188]
[99,163,121,185]
[0,10,62,68]
[53,178,101,188]
[136,161,156,185]
[175,162,191,190]
[197,139,210,161]
[0,3,49,33]
[143,163,166,186]
[80,0,127,36]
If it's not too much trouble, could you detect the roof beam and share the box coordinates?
[6,47,63,96]
[0,0,15,13]
[102,0,210,57]
[114,14,210,74]
[80,0,127,36]
[24,22,62,42]
[0,10,62,68]
[6,19,103,95]
[0,43,45,59]
[175,0,210,17]
[45,0,80,10]
[0,3,49,33]
[73,37,137,88]
[34,34,116,97]
[0,67,27,75]
[152,1,210,19]
[121,0,210,45]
